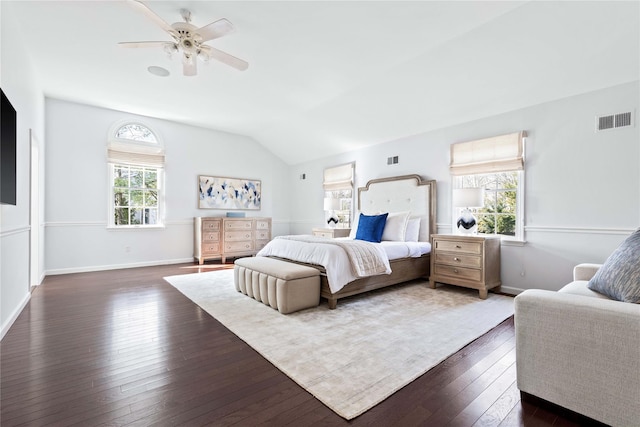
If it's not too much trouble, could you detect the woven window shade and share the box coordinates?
[107,141,165,168]
[323,162,354,191]
[449,131,526,176]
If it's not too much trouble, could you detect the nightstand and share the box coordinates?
[429,234,501,299]
[312,228,351,238]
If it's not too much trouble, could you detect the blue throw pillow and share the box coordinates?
[355,213,388,243]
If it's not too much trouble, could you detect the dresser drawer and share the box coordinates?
[255,230,270,240]
[255,220,271,230]
[202,242,221,254]
[255,240,269,251]
[202,232,220,242]
[225,230,253,241]
[434,264,482,282]
[224,240,254,252]
[202,220,220,232]
[225,220,252,230]
[434,239,482,255]
[434,252,481,268]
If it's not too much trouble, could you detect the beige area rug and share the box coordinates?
[164,269,514,420]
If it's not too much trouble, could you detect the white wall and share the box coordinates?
[0,3,46,337]
[290,81,639,293]
[44,99,290,274]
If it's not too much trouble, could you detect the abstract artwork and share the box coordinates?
[198,175,261,210]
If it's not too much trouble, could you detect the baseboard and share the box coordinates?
[499,285,525,296]
[45,258,194,276]
[1,292,31,341]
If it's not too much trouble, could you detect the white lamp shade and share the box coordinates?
[324,197,340,210]
[452,188,484,208]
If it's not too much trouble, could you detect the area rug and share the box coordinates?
[164,269,514,420]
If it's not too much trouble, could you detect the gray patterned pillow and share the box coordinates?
[587,228,640,303]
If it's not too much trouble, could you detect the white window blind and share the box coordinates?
[107,140,165,167]
[449,131,526,176]
[323,162,354,191]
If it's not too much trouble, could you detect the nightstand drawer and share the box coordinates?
[434,264,482,282]
[435,253,482,268]
[312,228,351,238]
[434,239,482,255]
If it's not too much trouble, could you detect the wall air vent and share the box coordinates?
[596,110,634,132]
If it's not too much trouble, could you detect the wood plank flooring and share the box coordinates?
[1,263,604,426]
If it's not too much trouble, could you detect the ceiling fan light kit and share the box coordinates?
[119,0,248,76]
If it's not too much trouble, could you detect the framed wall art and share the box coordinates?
[198,175,262,210]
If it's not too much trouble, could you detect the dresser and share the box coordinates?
[312,227,351,238]
[429,234,501,299]
[194,217,272,264]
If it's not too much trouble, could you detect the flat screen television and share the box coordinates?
[1,88,17,205]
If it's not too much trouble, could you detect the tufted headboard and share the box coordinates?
[358,174,437,242]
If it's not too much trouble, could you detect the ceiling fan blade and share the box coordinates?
[118,41,169,49]
[205,46,249,71]
[128,0,177,37]
[183,55,197,76]
[196,18,234,42]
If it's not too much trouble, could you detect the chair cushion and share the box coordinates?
[560,281,612,300]
[235,257,319,280]
[587,228,640,303]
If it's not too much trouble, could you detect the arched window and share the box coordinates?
[107,122,165,228]
[115,123,158,143]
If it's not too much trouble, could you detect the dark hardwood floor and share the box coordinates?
[1,263,601,426]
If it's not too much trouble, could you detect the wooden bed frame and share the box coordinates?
[321,174,437,308]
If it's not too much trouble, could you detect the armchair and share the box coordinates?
[515,263,640,426]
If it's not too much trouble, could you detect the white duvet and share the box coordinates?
[256,235,431,294]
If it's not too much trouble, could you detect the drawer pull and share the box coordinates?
[454,257,460,261]
[454,268,459,274]
[455,245,462,249]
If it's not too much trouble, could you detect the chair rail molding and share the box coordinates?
[525,225,635,235]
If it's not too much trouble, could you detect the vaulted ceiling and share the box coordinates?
[4,1,639,164]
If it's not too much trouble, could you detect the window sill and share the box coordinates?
[107,225,165,230]
[501,238,526,247]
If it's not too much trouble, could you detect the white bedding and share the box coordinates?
[256,236,431,294]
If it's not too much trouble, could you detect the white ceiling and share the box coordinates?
[4,1,639,165]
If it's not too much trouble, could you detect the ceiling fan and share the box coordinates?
[119,0,248,76]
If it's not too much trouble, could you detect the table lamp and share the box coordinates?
[452,188,484,234]
[324,197,340,228]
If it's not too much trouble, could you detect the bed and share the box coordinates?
[259,174,436,308]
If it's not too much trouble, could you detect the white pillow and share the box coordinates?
[348,212,360,239]
[382,211,411,241]
[405,218,421,242]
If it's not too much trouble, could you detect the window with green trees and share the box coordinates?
[450,131,525,241]
[108,122,164,228]
[112,165,159,225]
[459,172,519,237]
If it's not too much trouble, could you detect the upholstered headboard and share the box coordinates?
[358,174,436,242]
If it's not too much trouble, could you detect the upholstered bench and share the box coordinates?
[233,257,321,314]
